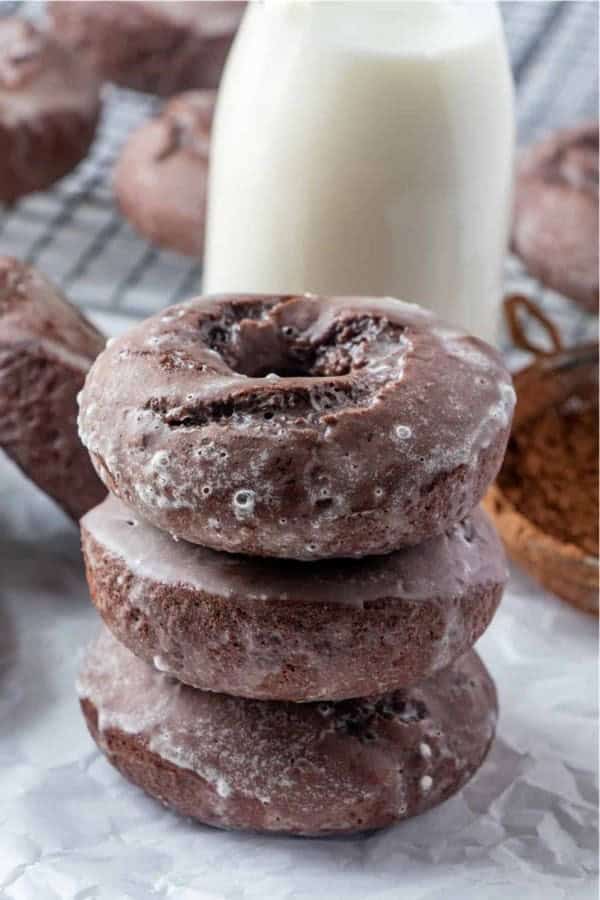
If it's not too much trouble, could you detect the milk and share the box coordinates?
[204,1,515,343]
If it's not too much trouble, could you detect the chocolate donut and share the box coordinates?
[0,18,101,205]
[512,123,599,312]
[79,628,497,836]
[0,258,106,520]
[78,294,515,559]
[114,91,214,257]
[48,1,244,97]
[82,495,506,701]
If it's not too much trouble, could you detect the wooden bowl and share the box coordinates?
[484,296,599,615]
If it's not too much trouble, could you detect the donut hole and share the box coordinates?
[199,300,406,381]
[149,301,410,429]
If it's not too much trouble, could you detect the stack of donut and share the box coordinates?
[76,293,515,836]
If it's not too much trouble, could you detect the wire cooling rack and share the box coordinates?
[0,0,598,333]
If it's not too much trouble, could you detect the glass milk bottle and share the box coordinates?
[203,1,515,343]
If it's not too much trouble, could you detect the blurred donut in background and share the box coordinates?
[47,1,245,97]
[512,122,599,312]
[114,91,215,256]
[0,17,101,204]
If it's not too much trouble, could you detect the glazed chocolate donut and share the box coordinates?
[78,294,515,559]
[114,91,214,256]
[0,19,101,205]
[78,628,498,836]
[512,123,599,312]
[81,495,506,701]
[0,257,106,521]
[48,1,244,97]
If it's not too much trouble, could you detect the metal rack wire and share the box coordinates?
[0,82,202,318]
[0,0,597,335]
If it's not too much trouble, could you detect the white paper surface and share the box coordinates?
[0,317,597,899]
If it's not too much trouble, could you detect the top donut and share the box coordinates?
[78,294,515,559]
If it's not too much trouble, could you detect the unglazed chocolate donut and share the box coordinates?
[512,123,599,312]
[0,257,106,520]
[78,294,515,559]
[81,495,506,701]
[78,628,498,836]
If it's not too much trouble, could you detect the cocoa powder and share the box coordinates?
[499,391,599,557]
